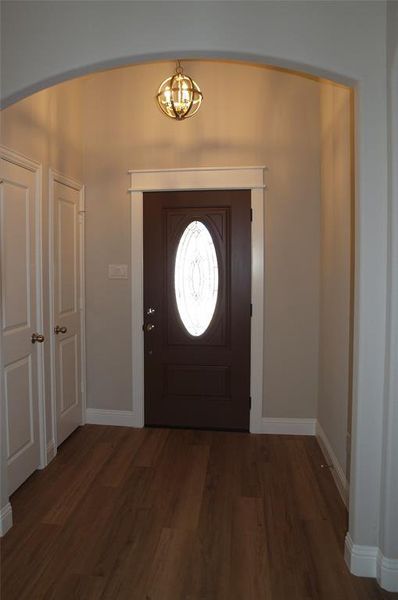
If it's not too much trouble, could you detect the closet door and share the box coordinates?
[0,153,43,495]
[51,173,84,446]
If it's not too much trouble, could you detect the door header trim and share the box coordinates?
[128,166,267,193]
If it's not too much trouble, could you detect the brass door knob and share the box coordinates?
[54,325,67,334]
[144,323,155,332]
[31,333,45,344]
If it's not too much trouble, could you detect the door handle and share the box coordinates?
[143,323,155,332]
[54,325,67,335]
[31,332,45,344]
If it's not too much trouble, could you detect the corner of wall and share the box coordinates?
[316,420,348,506]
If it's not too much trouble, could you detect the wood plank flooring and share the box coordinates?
[1,426,397,600]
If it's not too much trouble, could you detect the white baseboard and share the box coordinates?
[316,420,348,506]
[345,533,398,592]
[85,408,143,428]
[46,439,57,464]
[345,533,378,577]
[0,502,13,537]
[85,411,315,435]
[377,554,398,592]
[253,417,316,435]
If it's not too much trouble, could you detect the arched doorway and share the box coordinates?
[0,1,394,589]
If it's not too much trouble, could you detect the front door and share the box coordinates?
[51,176,83,446]
[143,190,251,430]
[0,154,42,495]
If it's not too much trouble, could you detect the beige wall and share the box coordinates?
[318,82,353,477]
[1,61,354,440]
[0,61,353,483]
[82,61,321,418]
[1,80,84,444]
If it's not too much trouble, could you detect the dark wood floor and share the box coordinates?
[1,426,397,600]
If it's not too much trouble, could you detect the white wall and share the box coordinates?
[378,0,398,582]
[318,83,352,483]
[0,1,386,106]
[82,61,321,419]
[0,80,84,455]
[0,0,393,585]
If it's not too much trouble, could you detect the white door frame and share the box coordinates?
[48,169,86,454]
[128,166,266,432]
[0,145,46,535]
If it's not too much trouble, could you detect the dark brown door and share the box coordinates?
[143,190,251,430]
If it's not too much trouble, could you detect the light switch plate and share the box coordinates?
[108,264,128,279]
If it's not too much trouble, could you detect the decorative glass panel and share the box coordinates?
[174,221,219,336]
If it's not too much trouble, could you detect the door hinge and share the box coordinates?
[250,208,253,222]
[250,303,253,317]
[249,396,252,410]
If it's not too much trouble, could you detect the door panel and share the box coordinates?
[59,335,79,414]
[144,190,251,431]
[52,179,82,446]
[5,357,34,460]
[0,158,41,495]
[58,197,77,315]
[1,182,31,331]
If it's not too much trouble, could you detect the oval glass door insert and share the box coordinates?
[174,220,219,336]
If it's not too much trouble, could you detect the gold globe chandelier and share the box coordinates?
[156,61,203,120]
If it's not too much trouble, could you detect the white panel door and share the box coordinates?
[52,177,83,446]
[0,157,43,495]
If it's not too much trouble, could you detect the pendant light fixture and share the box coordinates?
[156,61,203,120]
